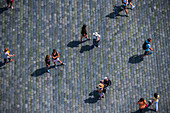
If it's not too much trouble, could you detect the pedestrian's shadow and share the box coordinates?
[131,107,155,113]
[31,64,62,77]
[0,61,6,69]
[84,90,99,104]
[106,5,126,19]
[67,40,88,48]
[0,7,8,14]
[128,54,143,64]
[80,45,94,53]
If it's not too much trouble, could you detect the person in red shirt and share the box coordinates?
[137,98,147,113]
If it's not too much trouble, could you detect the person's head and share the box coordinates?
[104,77,108,81]
[154,93,158,99]
[53,49,57,54]
[139,98,144,102]
[46,55,50,60]
[147,38,151,42]
[82,24,87,29]
[4,48,8,52]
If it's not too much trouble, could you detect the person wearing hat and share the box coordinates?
[92,32,101,48]
[97,83,105,99]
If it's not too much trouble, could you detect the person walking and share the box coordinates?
[121,0,135,17]
[141,38,153,60]
[51,49,65,68]
[7,0,13,9]
[45,55,50,73]
[2,48,15,64]
[137,98,147,113]
[92,32,101,48]
[80,24,90,42]
[148,93,160,112]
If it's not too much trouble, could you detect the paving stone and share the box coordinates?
[0,0,169,113]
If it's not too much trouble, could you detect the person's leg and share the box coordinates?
[80,35,83,42]
[4,59,7,64]
[57,58,65,65]
[141,51,149,59]
[46,65,50,72]
[7,0,9,7]
[8,58,13,62]
[85,35,89,40]
[155,101,158,111]
[139,109,143,113]
[10,0,13,9]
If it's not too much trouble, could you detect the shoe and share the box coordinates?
[55,65,57,68]
[11,6,13,9]
[141,57,144,60]
[97,45,100,48]
[10,59,13,62]
[147,52,152,55]
[131,6,135,10]
[47,70,50,73]
[126,14,129,17]
[62,63,66,65]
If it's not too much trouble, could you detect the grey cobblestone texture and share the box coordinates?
[0,0,169,113]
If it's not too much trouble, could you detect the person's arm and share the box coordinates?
[150,48,153,51]
[56,52,59,58]
[144,100,147,104]
[8,54,15,57]
[137,101,139,104]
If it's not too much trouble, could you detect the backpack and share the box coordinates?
[142,41,149,50]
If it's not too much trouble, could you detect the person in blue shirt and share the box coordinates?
[141,38,153,60]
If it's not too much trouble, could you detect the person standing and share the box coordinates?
[137,98,147,113]
[2,48,15,64]
[7,0,13,9]
[141,38,153,60]
[51,49,65,68]
[148,93,160,112]
[121,0,135,17]
[45,55,50,73]
[80,24,90,42]
[97,83,105,99]
[92,32,101,48]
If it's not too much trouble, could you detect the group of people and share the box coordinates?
[45,49,65,73]
[2,0,160,112]
[80,24,101,48]
[96,77,111,99]
[137,93,160,113]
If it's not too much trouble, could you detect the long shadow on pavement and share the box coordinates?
[128,55,143,64]
[84,90,100,104]
[106,5,127,19]
[31,64,62,77]
[67,40,88,48]
[0,61,6,69]
[80,45,94,53]
[0,7,8,14]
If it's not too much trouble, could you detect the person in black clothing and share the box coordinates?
[101,77,112,88]
[92,32,101,48]
[52,49,65,69]
[80,24,90,42]
[45,55,50,73]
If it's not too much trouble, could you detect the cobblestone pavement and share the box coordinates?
[0,0,169,113]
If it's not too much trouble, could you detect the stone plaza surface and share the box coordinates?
[0,0,169,113]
